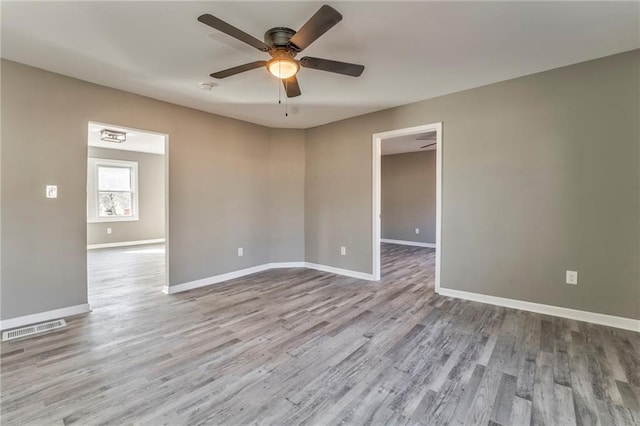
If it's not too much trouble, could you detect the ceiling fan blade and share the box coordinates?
[198,14,270,52]
[210,61,267,79]
[289,5,342,51]
[421,143,437,149]
[283,76,302,97]
[300,57,364,77]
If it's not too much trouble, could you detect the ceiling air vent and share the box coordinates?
[2,319,67,342]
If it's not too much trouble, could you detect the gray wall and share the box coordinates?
[381,151,436,244]
[268,129,306,262]
[0,59,304,320]
[87,147,165,245]
[306,50,640,320]
[2,50,639,322]
[305,120,372,272]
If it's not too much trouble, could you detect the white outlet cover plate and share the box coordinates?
[566,270,578,285]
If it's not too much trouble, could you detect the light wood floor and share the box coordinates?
[1,243,639,425]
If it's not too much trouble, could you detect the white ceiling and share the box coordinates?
[88,122,166,155]
[2,2,638,129]
[382,132,436,156]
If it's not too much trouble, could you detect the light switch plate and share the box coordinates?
[46,185,57,198]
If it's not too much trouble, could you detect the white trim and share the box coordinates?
[87,238,165,250]
[372,130,382,281]
[372,122,443,289]
[163,134,170,295]
[270,262,306,268]
[438,288,640,332]
[304,262,375,281]
[434,124,443,293]
[163,262,373,294]
[381,238,436,248]
[0,304,91,331]
[163,264,272,294]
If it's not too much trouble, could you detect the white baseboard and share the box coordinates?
[0,303,91,331]
[381,239,436,248]
[304,262,375,281]
[87,238,165,250]
[163,261,373,294]
[438,288,639,332]
[270,262,306,269]
[163,264,272,294]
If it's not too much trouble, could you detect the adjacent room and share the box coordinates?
[378,129,439,285]
[86,122,167,308]
[1,2,639,425]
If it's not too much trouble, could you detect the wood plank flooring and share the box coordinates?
[1,243,639,425]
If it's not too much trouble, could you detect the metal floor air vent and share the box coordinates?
[2,319,67,342]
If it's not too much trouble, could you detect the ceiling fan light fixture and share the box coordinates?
[267,58,299,79]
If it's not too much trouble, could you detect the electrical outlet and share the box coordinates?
[106,228,112,234]
[566,270,578,285]
[415,228,420,234]
[238,247,243,257]
[340,246,346,256]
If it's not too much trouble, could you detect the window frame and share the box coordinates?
[87,157,139,223]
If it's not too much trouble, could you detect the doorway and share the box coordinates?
[372,122,442,292]
[86,122,169,306]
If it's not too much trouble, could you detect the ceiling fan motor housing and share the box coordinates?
[265,27,299,52]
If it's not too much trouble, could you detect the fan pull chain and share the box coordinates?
[281,61,288,117]
[277,61,282,104]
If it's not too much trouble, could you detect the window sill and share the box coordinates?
[88,217,139,224]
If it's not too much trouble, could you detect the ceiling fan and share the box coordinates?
[197,5,365,98]
[417,133,436,149]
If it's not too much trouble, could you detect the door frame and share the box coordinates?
[371,122,442,292]
[86,121,170,294]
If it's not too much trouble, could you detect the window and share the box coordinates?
[88,158,138,222]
